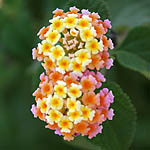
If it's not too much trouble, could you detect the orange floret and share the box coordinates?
[64,75,79,87]
[33,88,43,101]
[41,81,53,96]
[49,71,63,84]
[74,121,90,136]
[82,92,99,107]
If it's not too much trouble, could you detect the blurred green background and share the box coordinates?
[0,0,150,150]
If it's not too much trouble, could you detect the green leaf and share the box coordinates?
[66,82,136,150]
[64,0,110,20]
[106,0,150,27]
[115,26,150,79]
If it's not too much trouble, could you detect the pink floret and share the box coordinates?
[31,104,37,118]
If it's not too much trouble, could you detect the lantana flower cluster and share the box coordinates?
[31,7,114,141]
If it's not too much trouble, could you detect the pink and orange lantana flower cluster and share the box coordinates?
[31,6,114,141]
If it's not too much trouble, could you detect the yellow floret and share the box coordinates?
[37,98,48,114]
[68,110,83,124]
[69,58,86,76]
[56,56,70,74]
[77,15,91,30]
[50,45,65,60]
[38,40,52,56]
[54,81,67,98]
[75,49,91,66]
[64,14,78,28]
[81,106,95,121]
[58,116,73,133]
[68,83,82,98]
[46,109,63,125]
[45,30,61,45]
[49,16,64,32]
[47,95,63,110]
[67,98,81,112]
[80,27,96,41]
[85,39,103,54]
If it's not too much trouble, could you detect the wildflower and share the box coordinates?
[86,39,103,55]
[88,53,104,70]
[64,74,79,87]
[53,8,64,17]
[54,81,67,98]
[81,9,91,15]
[31,6,115,141]
[46,109,63,125]
[88,124,103,139]
[69,59,86,76]
[37,98,48,114]
[38,40,52,56]
[81,75,97,92]
[77,15,91,30]
[64,14,78,28]
[81,105,95,121]
[67,98,81,112]
[56,56,70,74]
[32,48,44,61]
[49,71,63,84]
[58,116,73,133]
[68,110,83,124]
[70,28,79,36]
[74,121,90,136]
[47,95,63,110]
[82,92,99,108]
[80,27,96,41]
[49,16,64,32]
[37,26,50,40]
[33,88,43,101]
[50,45,65,60]
[70,6,80,14]
[45,30,61,45]
[41,81,53,96]
[42,57,55,71]
[68,83,82,98]
[75,49,91,66]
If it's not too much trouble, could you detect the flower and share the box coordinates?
[56,56,70,74]
[81,105,95,121]
[41,81,53,96]
[50,45,65,60]
[45,30,61,45]
[80,27,96,41]
[49,16,64,32]
[69,58,86,76]
[85,39,103,54]
[38,40,52,56]
[49,71,63,84]
[67,98,81,112]
[37,26,50,40]
[88,124,103,139]
[58,116,73,133]
[68,83,82,99]
[77,15,91,30]
[37,98,48,114]
[54,81,67,98]
[31,6,115,141]
[81,75,97,92]
[75,49,91,66]
[64,14,78,28]
[42,57,55,71]
[68,110,83,124]
[46,109,63,125]
[82,92,99,108]
[47,95,63,110]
